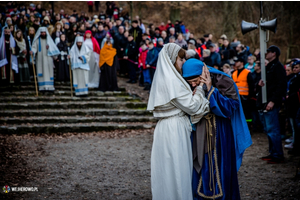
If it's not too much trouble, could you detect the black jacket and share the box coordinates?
[129,26,143,47]
[286,73,300,118]
[257,58,287,109]
[114,33,127,58]
[124,40,138,61]
[237,49,248,64]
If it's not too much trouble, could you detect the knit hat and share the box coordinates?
[157,38,163,43]
[233,56,245,63]
[267,45,281,57]
[186,49,197,57]
[188,40,195,45]
[292,60,300,68]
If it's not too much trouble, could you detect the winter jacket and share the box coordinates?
[175,39,187,48]
[210,52,221,66]
[256,58,287,109]
[174,24,182,34]
[94,30,107,46]
[180,25,186,34]
[114,33,127,57]
[124,40,138,61]
[129,26,143,47]
[237,49,248,64]
[138,47,148,69]
[146,47,159,68]
[286,73,300,118]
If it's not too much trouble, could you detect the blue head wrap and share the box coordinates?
[182,58,252,171]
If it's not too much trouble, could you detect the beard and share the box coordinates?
[5,34,10,41]
[77,45,82,50]
[40,34,47,39]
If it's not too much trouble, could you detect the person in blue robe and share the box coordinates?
[182,58,252,200]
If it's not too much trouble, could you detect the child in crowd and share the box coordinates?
[138,42,149,87]
[144,41,158,90]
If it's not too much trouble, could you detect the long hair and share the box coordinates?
[28,27,36,36]
[53,21,62,33]
[14,29,23,42]
[48,25,54,35]
[174,48,186,74]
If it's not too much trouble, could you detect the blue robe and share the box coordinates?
[192,87,241,200]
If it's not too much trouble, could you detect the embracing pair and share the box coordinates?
[147,43,252,200]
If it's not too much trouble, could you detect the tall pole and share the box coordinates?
[259,1,267,103]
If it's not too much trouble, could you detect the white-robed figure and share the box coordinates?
[0,26,18,85]
[30,27,60,91]
[83,30,101,88]
[147,43,210,200]
[69,36,91,96]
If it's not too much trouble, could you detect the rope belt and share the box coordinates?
[197,113,223,199]
[205,113,215,197]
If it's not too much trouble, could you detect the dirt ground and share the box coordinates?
[1,130,300,200]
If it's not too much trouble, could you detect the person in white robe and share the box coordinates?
[0,26,18,85]
[147,43,210,200]
[68,36,91,96]
[83,30,101,88]
[30,27,60,91]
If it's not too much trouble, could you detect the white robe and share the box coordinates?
[151,86,209,200]
[147,44,210,200]
[84,38,100,88]
[70,41,91,96]
[31,38,55,91]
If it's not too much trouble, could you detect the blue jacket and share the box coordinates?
[146,47,158,67]
[180,25,186,34]
[210,52,221,66]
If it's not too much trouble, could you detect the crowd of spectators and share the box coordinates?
[0,1,299,157]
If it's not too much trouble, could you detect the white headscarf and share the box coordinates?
[69,36,91,70]
[32,27,60,56]
[147,43,192,111]
[0,27,18,73]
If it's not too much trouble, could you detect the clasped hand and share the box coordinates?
[200,63,212,91]
[193,64,212,95]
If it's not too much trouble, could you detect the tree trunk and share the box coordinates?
[170,2,181,23]
[129,1,133,24]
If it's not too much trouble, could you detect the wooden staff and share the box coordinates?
[31,54,38,97]
[68,47,73,97]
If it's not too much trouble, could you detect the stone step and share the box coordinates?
[0,85,126,91]
[0,90,131,97]
[0,96,140,103]
[0,116,157,124]
[0,101,147,110]
[0,109,152,117]
[0,122,156,134]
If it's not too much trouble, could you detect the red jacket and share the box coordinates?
[138,48,148,69]
[158,25,166,33]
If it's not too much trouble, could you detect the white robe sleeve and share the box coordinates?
[31,40,38,55]
[171,86,210,124]
[82,51,91,64]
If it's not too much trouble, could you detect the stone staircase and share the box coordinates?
[0,83,156,134]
